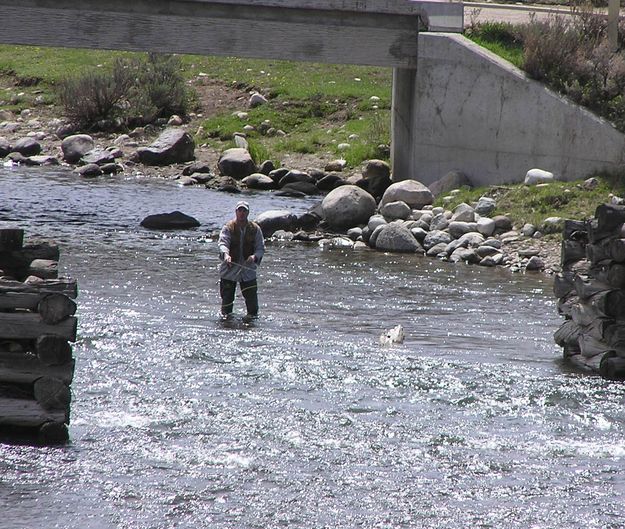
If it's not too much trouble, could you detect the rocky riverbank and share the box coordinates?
[0,100,564,275]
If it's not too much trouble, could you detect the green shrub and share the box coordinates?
[127,53,190,123]
[58,57,134,128]
[57,53,190,130]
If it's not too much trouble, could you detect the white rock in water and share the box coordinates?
[318,237,354,250]
[525,168,554,185]
[380,324,405,346]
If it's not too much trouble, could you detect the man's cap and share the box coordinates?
[235,201,249,211]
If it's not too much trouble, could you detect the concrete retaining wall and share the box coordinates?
[411,32,625,186]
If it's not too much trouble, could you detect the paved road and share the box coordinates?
[463,1,593,26]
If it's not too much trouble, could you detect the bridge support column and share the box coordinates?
[391,67,418,182]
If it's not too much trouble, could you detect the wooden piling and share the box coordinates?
[0,229,77,444]
[554,204,625,380]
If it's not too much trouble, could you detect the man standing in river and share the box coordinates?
[218,201,265,318]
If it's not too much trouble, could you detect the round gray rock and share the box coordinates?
[242,173,276,190]
[62,134,95,163]
[423,230,452,250]
[254,210,297,237]
[13,137,41,156]
[137,128,195,166]
[380,180,434,209]
[140,211,200,229]
[380,200,411,221]
[475,196,496,216]
[217,148,256,179]
[374,224,422,253]
[322,185,376,230]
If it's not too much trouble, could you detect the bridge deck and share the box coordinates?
[0,0,463,67]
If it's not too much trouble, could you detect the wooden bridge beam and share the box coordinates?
[0,0,451,68]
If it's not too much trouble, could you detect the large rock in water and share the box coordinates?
[12,137,41,156]
[140,211,200,229]
[374,224,422,253]
[380,180,433,209]
[218,148,256,179]
[254,209,297,237]
[137,128,195,165]
[61,134,94,163]
[321,185,376,230]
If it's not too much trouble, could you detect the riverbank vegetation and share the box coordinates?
[466,5,625,132]
[0,45,391,168]
[436,169,625,232]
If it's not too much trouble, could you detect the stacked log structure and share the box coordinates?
[554,204,625,380]
[0,228,77,444]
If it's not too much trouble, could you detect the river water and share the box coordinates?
[0,166,624,529]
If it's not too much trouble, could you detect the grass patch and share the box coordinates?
[434,172,625,229]
[465,22,525,68]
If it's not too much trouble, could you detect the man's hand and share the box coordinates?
[224,254,232,267]
[245,255,256,264]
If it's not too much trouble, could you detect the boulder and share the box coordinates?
[182,162,212,176]
[280,181,319,195]
[492,215,513,233]
[476,245,501,258]
[242,173,276,190]
[380,200,411,221]
[249,93,268,107]
[137,128,195,166]
[476,217,496,237]
[233,133,248,150]
[479,254,504,267]
[525,168,555,185]
[321,185,376,230]
[430,213,450,231]
[457,232,485,248]
[258,160,276,175]
[268,167,289,183]
[12,137,41,156]
[525,256,545,270]
[475,196,497,216]
[254,210,298,237]
[426,242,448,257]
[449,247,480,264]
[410,227,428,243]
[374,224,423,253]
[363,159,391,200]
[0,137,11,158]
[316,172,346,191]
[451,203,475,222]
[325,159,347,172]
[368,224,387,248]
[217,147,256,179]
[380,180,433,209]
[24,155,59,166]
[75,163,102,177]
[448,221,477,239]
[428,170,471,197]
[62,134,95,163]
[368,214,388,232]
[278,170,315,187]
[319,237,354,250]
[80,149,115,166]
[422,230,452,250]
[140,211,200,230]
[296,208,322,231]
[521,223,537,237]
